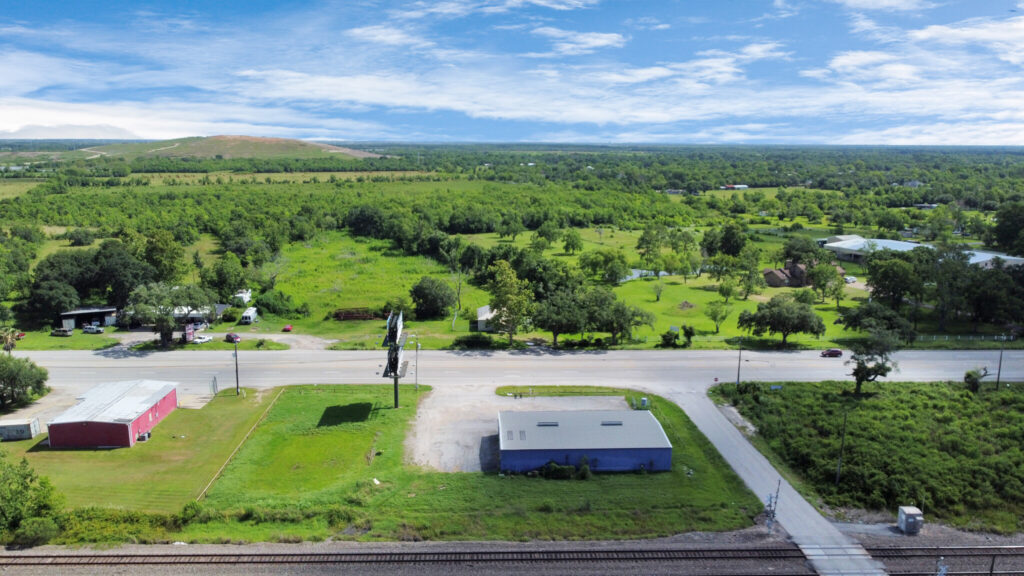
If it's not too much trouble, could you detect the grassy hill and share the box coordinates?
[88,135,381,160]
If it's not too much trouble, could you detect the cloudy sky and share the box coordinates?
[2,0,1023,143]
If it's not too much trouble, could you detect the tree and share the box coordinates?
[846,327,898,394]
[782,235,822,266]
[1,327,18,355]
[528,233,550,254]
[125,283,214,346]
[807,263,839,302]
[200,252,247,302]
[841,301,917,343]
[718,222,747,257]
[144,230,186,283]
[992,201,1024,255]
[0,449,63,537]
[825,275,846,310]
[562,229,583,255]
[92,240,157,309]
[0,355,48,410]
[737,294,825,345]
[409,276,456,320]
[23,281,79,326]
[866,251,918,310]
[578,248,630,285]
[535,220,562,243]
[718,277,737,304]
[497,216,525,242]
[736,245,764,300]
[667,228,696,255]
[703,301,732,334]
[486,260,534,345]
[705,253,737,282]
[636,226,666,272]
[439,236,467,312]
[533,288,586,347]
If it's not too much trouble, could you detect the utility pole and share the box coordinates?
[996,333,1005,388]
[416,340,421,391]
[233,339,240,396]
[835,410,849,486]
[736,347,742,386]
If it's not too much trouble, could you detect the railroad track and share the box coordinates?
[870,546,1024,576]
[0,547,805,566]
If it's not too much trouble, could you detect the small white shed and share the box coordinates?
[474,305,496,332]
[0,418,41,441]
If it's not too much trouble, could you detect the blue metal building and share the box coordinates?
[498,410,672,473]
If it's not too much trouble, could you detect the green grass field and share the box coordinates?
[184,384,760,542]
[2,389,274,513]
[15,330,119,351]
[711,380,1024,533]
[0,179,43,199]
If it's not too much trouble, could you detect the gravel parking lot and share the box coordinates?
[405,383,629,472]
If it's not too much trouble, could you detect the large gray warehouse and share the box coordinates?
[498,410,672,473]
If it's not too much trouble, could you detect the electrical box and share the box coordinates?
[897,506,923,535]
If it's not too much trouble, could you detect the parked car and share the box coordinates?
[14,331,25,340]
[192,322,208,331]
[192,335,212,344]
[225,333,241,343]
[844,276,857,284]
[821,348,843,358]
[50,328,73,337]
[83,325,104,334]
[282,325,293,332]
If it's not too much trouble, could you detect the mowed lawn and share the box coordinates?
[189,385,761,542]
[2,389,273,513]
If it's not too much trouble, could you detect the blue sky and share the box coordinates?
[2,0,1023,143]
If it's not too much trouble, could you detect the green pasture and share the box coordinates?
[3,388,273,513]
[184,384,760,542]
[14,329,119,351]
[0,179,42,199]
[712,380,1024,533]
[248,231,492,348]
[131,337,289,352]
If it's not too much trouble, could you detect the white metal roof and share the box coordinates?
[49,380,176,426]
[824,238,1024,267]
[498,410,671,452]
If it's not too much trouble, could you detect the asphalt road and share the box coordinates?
[9,348,1023,575]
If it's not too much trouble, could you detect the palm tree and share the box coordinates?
[1,326,19,355]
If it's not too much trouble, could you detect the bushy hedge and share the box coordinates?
[715,380,1024,532]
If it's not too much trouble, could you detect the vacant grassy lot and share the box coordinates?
[712,380,1024,533]
[15,330,119,351]
[0,179,42,199]
[184,384,760,542]
[2,389,273,513]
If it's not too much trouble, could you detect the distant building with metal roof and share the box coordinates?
[48,380,178,448]
[823,235,1024,268]
[498,410,672,473]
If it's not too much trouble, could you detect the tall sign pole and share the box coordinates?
[234,339,240,396]
[382,311,408,409]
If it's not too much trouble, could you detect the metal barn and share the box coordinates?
[498,410,672,473]
[47,380,178,449]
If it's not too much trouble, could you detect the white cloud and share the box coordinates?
[345,25,434,48]
[836,122,1024,145]
[624,17,670,31]
[909,16,1024,65]
[529,26,626,56]
[828,0,935,11]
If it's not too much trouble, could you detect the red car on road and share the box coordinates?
[283,325,293,332]
[821,348,843,357]
[225,333,241,343]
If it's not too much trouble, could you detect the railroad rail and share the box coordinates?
[0,547,804,566]
[867,546,1024,558]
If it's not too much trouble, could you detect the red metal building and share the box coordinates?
[47,380,178,448]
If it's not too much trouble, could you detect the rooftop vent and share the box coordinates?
[537,421,559,427]
[601,421,623,426]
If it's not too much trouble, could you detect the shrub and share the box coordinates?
[221,307,240,323]
[450,333,495,349]
[12,517,60,547]
[409,276,456,319]
[540,461,575,480]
